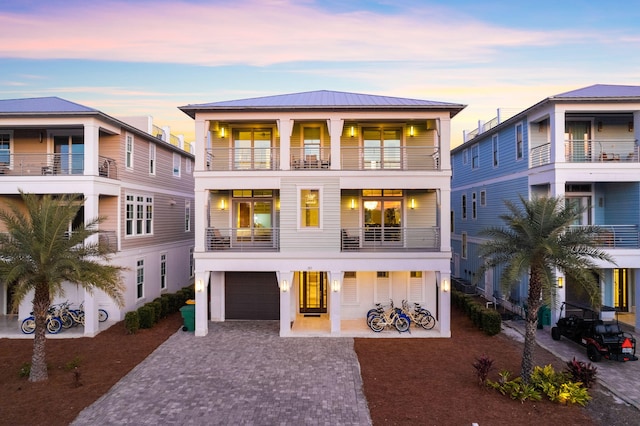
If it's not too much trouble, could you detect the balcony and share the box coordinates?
[340,146,439,171]
[206,148,280,171]
[530,139,639,168]
[341,227,440,251]
[0,153,117,179]
[205,227,279,251]
[574,225,640,249]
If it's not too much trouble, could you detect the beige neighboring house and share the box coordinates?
[180,90,465,337]
[0,97,195,336]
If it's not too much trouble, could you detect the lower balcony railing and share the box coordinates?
[205,227,279,251]
[570,225,639,249]
[0,153,117,178]
[565,139,638,163]
[341,226,440,251]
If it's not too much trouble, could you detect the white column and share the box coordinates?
[209,271,225,321]
[194,119,207,171]
[84,123,99,176]
[278,118,293,170]
[439,189,451,252]
[83,191,100,336]
[550,109,565,164]
[195,271,210,337]
[438,117,451,171]
[195,189,207,253]
[328,119,344,170]
[634,112,640,152]
[329,271,343,335]
[438,271,451,337]
[278,271,293,336]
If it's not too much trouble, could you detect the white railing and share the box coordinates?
[340,146,439,171]
[0,153,117,178]
[205,227,279,251]
[564,139,638,163]
[205,148,280,171]
[530,143,551,167]
[341,227,440,251]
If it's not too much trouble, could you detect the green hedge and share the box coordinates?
[452,288,502,336]
[137,305,155,329]
[123,285,195,331]
[124,311,140,334]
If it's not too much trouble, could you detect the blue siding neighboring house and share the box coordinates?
[451,85,640,331]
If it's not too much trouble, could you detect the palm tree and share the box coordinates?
[478,195,613,382]
[0,191,124,382]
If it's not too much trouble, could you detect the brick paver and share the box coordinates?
[72,321,371,425]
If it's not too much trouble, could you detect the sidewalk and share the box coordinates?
[502,319,640,410]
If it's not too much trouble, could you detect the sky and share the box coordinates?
[1,0,639,146]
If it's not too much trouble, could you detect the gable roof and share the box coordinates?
[180,90,466,118]
[0,96,98,114]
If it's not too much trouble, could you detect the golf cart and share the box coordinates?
[551,301,638,362]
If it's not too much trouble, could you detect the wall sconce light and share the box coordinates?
[220,199,226,211]
[409,125,415,137]
[220,127,226,138]
[39,131,44,143]
[557,277,564,289]
[280,280,289,292]
[331,280,340,292]
[350,198,356,210]
[629,122,634,132]
[597,121,603,132]
[410,198,416,209]
[350,126,355,137]
[169,198,177,206]
[442,279,449,292]
[195,279,204,293]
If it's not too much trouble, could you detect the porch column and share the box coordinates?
[634,112,640,156]
[278,271,293,336]
[209,271,224,321]
[83,191,100,336]
[635,269,640,331]
[277,118,293,170]
[83,122,99,176]
[439,189,451,252]
[329,271,343,335]
[194,118,207,171]
[550,108,566,164]
[195,271,210,337]
[438,271,451,337]
[438,117,451,171]
[328,119,344,170]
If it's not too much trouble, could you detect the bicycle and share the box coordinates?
[401,300,436,330]
[367,300,411,333]
[20,308,63,334]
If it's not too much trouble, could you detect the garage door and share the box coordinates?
[225,272,280,320]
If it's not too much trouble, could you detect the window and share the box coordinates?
[160,254,167,290]
[480,190,486,207]
[125,194,153,236]
[463,148,469,165]
[0,131,11,165]
[410,271,423,278]
[472,193,477,219]
[492,135,499,167]
[461,194,467,220]
[136,259,144,299]
[451,210,454,233]
[185,201,191,232]
[186,158,192,173]
[303,126,321,161]
[516,123,523,160]
[126,134,134,169]
[234,128,272,170]
[149,144,156,175]
[344,271,357,279]
[363,128,401,169]
[377,271,389,278]
[173,153,181,177]
[189,247,194,277]
[300,189,320,228]
[462,232,468,259]
[471,144,479,169]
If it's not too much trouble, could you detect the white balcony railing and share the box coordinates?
[205,227,279,251]
[565,139,638,163]
[0,153,117,178]
[205,148,280,171]
[341,227,440,251]
[571,225,640,249]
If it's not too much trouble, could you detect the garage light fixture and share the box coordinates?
[280,279,289,292]
[331,280,340,292]
[558,277,564,288]
[442,279,449,292]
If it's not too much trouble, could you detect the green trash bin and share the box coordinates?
[179,304,195,332]
[537,305,551,329]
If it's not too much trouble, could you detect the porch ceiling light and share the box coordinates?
[558,277,564,288]
[409,125,415,137]
[350,126,355,137]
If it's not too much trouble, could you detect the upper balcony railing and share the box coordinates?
[0,153,117,179]
[530,139,639,167]
[570,225,639,249]
[341,226,440,251]
[205,146,439,171]
[205,227,279,251]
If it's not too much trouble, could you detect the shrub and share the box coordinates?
[181,285,195,299]
[124,311,140,334]
[472,354,494,386]
[565,357,598,388]
[158,295,170,317]
[148,300,162,323]
[488,371,542,403]
[482,309,502,336]
[137,305,155,329]
[18,362,31,378]
[64,355,82,372]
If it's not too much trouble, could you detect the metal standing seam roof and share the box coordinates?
[551,84,640,99]
[179,90,466,118]
[0,96,98,113]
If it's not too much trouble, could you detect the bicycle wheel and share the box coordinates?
[369,316,385,332]
[98,309,109,322]
[47,317,62,334]
[60,313,74,329]
[419,313,436,330]
[395,316,410,332]
[21,317,36,334]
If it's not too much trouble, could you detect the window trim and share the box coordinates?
[125,193,154,237]
[172,153,181,177]
[298,186,322,230]
[461,232,468,259]
[160,253,167,291]
[149,143,156,175]
[0,130,13,168]
[461,194,467,220]
[462,148,469,165]
[471,143,479,169]
[125,133,134,170]
[492,134,499,167]
[480,190,486,207]
[515,122,524,160]
[136,258,145,300]
[185,200,191,232]
[472,192,477,220]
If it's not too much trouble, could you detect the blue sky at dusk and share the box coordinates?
[1,0,639,145]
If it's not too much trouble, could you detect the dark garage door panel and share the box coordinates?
[225,272,280,320]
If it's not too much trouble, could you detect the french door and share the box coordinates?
[363,199,402,243]
[299,271,327,314]
[233,199,273,244]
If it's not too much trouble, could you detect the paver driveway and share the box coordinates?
[72,321,371,425]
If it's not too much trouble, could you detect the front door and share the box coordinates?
[614,268,628,312]
[565,121,591,162]
[299,271,327,314]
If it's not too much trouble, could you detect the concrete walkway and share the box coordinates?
[72,321,371,426]
[503,320,640,410]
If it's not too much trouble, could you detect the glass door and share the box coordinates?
[364,200,402,244]
[54,135,84,174]
[234,129,272,170]
[565,121,591,162]
[299,271,327,314]
[614,268,628,312]
[233,200,273,245]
